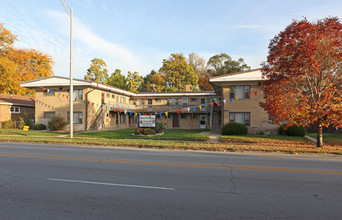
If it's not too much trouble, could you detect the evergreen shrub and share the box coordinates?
[34,124,47,130]
[222,122,248,135]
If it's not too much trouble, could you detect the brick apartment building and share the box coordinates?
[20,69,278,133]
[0,94,35,127]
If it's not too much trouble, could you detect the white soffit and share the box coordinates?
[210,69,263,82]
[20,77,91,87]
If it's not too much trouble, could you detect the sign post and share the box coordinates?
[138,114,157,132]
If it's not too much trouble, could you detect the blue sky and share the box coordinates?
[1,0,342,79]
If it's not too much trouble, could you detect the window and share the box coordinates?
[10,106,20,113]
[106,93,110,98]
[155,98,161,102]
[200,98,206,105]
[148,99,152,105]
[101,93,105,104]
[230,85,250,99]
[44,112,55,118]
[192,114,197,119]
[67,112,83,124]
[120,114,126,123]
[67,89,83,101]
[74,89,83,101]
[112,94,115,99]
[191,98,197,102]
[180,114,187,119]
[167,98,179,105]
[182,98,188,107]
[229,112,250,126]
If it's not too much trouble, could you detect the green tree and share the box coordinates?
[127,71,144,92]
[105,69,128,90]
[159,53,198,91]
[84,58,109,83]
[207,53,250,76]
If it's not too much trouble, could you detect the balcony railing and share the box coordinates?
[134,104,210,113]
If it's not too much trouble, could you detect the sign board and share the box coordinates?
[23,126,29,131]
[138,115,157,128]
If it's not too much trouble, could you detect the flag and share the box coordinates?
[235,97,238,101]
[199,105,202,110]
[223,100,226,104]
[165,112,168,117]
[248,93,251,98]
[176,110,179,114]
[159,113,162,117]
[210,103,214,107]
[230,98,233,102]
[217,101,220,106]
[254,91,257,96]
[193,106,196,111]
[181,109,184,113]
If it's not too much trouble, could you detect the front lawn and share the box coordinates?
[75,129,209,141]
[0,129,68,136]
[307,132,342,146]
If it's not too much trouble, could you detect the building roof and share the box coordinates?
[20,76,136,97]
[136,91,217,97]
[20,76,219,98]
[209,69,263,82]
[0,94,35,107]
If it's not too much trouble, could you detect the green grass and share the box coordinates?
[75,129,209,141]
[0,129,68,136]
[220,135,308,142]
[307,132,342,146]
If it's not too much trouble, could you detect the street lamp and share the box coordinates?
[60,0,73,139]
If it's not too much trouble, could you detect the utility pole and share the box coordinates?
[60,0,73,139]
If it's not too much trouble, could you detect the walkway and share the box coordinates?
[201,132,221,143]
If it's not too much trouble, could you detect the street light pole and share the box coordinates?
[60,0,73,139]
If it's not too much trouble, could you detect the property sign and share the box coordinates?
[138,115,157,128]
[23,126,29,131]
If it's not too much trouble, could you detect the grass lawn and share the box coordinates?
[0,128,341,155]
[75,129,209,141]
[307,132,342,146]
[0,129,68,136]
[220,134,342,155]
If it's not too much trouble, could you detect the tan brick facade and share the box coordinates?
[21,72,278,133]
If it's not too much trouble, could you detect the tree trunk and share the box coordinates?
[317,123,323,148]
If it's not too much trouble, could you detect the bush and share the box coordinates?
[19,112,34,129]
[222,122,248,135]
[2,120,16,129]
[144,128,156,135]
[48,116,67,131]
[134,127,157,135]
[134,127,144,135]
[34,124,47,130]
[284,125,306,137]
[157,122,165,133]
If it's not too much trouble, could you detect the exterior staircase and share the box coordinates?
[89,108,104,130]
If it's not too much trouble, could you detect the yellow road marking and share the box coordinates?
[0,153,341,174]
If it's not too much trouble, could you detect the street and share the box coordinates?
[0,142,341,219]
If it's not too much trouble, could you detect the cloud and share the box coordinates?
[45,10,154,77]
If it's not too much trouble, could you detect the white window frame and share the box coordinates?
[10,106,20,113]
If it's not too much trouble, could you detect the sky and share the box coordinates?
[1,0,342,79]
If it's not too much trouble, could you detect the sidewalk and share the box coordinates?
[201,132,221,143]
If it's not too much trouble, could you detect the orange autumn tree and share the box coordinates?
[261,17,342,147]
[0,23,54,95]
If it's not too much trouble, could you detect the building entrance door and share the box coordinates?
[172,114,179,128]
[200,115,206,129]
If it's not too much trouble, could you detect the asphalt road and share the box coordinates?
[0,142,341,219]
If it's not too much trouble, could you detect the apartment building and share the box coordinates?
[21,69,277,133]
